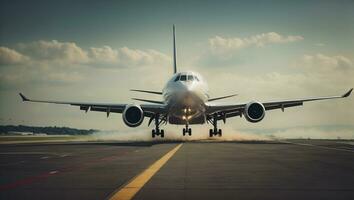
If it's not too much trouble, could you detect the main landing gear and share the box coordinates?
[183,124,192,136]
[208,113,222,137]
[151,114,165,138]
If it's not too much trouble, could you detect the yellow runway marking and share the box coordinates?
[109,143,183,200]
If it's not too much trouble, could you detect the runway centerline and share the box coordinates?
[108,143,183,200]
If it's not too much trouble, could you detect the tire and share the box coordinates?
[218,129,222,137]
[188,128,192,136]
[161,129,165,138]
[152,130,155,138]
[183,128,186,136]
[209,129,213,137]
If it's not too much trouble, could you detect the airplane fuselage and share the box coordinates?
[163,71,209,124]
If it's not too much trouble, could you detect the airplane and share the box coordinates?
[19,25,353,138]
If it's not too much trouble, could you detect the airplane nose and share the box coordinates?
[180,82,193,92]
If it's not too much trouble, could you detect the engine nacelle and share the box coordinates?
[122,105,144,127]
[244,101,265,123]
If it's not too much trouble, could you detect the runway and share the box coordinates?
[0,140,353,200]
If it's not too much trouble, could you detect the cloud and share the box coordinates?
[209,32,303,54]
[17,40,89,65]
[88,46,170,68]
[0,47,29,65]
[0,40,170,68]
[299,53,353,71]
[0,40,170,87]
[88,46,118,64]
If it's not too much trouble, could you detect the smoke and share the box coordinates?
[87,125,270,142]
[86,125,354,142]
[264,127,354,140]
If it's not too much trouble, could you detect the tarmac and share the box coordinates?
[0,139,353,200]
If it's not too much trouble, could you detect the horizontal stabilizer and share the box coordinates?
[130,89,163,95]
[132,98,164,104]
[208,94,238,102]
[19,93,29,101]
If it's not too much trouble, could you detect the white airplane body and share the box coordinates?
[20,26,352,138]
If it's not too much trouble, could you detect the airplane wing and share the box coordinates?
[19,93,166,117]
[205,88,353,120]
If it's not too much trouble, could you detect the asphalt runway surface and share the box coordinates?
[0,140,353,200]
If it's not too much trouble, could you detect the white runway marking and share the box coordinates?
[284,141,354,153]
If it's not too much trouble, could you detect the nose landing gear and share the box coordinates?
[183,124,192,136]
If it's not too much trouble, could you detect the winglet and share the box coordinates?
[342,88,353,98]
[19,93,29,101]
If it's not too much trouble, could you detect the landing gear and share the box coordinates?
[152,129,164,138]
[183,124,192,136]
[151,114,165,138]
[208,113,222,137]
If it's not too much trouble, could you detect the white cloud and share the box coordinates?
[17,40,89,65]
[88,46,118,64]
[209,32,303,54]
[88,46,171,67]
[0,47,29,65]
[4,40,171,68]
[300,53,353,71]
[117,47,170,66]
[0,40,171,87]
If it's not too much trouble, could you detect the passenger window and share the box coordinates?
[180,75,187,81]
[174,74,180,82]
[188,75,194,81]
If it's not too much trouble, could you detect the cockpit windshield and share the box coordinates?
[180,75,187,81]
[174,73,199,82]
[174,74,180,82]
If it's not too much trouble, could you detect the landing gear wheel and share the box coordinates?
[183,128,186,136]
[152,130,156,138]
[188,128,192,136]
[151,113,167,138]
[218,129,222,137]
[208,113,223,137]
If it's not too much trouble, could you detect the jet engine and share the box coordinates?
[244,101,265,123]
[122,105,144,127]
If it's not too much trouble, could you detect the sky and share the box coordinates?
[0,0,353,139]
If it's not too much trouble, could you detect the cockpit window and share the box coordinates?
[187,75,194,81]
[174,74,180,82]
[194,76,199,81]
[180,75,187,81]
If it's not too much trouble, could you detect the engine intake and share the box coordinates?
[244,101,265,123]
[122,105,144,127]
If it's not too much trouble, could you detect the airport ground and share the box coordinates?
[0,139,354,200]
